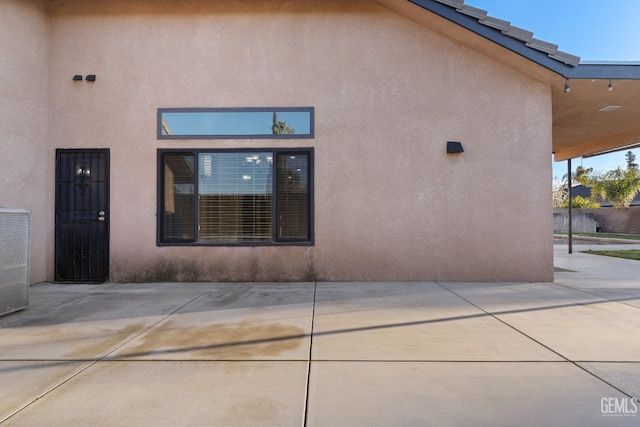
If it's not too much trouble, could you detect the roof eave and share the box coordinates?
[409,0,576,75]
[409,0,640,80]
[565,63,640,80]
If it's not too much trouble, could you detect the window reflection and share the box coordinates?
[162,154,195,241]
[277,154,309,241]
[159,149,312,245]
[158,108,313,138]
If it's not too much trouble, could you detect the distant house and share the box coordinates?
[570,185,640,207]
[2,0,640,284]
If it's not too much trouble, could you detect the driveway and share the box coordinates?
[1,246,639,426]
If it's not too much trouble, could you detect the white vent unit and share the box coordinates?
[0,208,30,316]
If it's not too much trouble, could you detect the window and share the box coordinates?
[158,149,313,245]
[158,107,314,139]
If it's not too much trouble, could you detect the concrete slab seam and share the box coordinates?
[553,282,640,312]
[0,290,210,424]
[303,359,573,363]
[303,281,318,427]
[98,290,211,360]
[0,361,97,424]
[572,362,639,400]
[435,281,638,400]
[435,281,573,362]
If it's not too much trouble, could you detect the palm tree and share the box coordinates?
[560,165,593,188]
[272,112,295,135]
[553,165,594,208]
[574,165,593,186]
[590,167,640,208]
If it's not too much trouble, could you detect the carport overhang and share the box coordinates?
[378,0,640,162]
[552,64,640,161]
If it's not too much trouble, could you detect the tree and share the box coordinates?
[560,165,593,188]
[590,167,640,208]
[272,112,295,135]
[573,165,593,186]
[560,195,600,209]
[626,151,638,170]
[552,180,567,208]
[553,165,593,208]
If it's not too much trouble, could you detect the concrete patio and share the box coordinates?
[1,245,639,426]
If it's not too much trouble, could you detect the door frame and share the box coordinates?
[55,148,110,283]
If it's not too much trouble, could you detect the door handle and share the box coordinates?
[97,211,106,223]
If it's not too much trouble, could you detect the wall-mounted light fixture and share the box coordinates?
[73,75,83,81]
[75,166,91,195]
[564,79,570,93]
[76,166,91,177]
[86,74,96,82]
[447,141,464,154]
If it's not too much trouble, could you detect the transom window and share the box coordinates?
[158,149,313,245]
[157,107,314,139]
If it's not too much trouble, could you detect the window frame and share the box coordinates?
[157,148,314,247]
[157,107,315,139]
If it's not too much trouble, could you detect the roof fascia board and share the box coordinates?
[564,63,640,80]
[554,128,640,161]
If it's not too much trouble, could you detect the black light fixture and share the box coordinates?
[564,79,570,93]
[447,141,464,154]
[75,166,91,194]
[73,75,83,81]
[86,74,96,82]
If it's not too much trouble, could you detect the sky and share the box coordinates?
[466,0,640,181]
[162,110,311,136]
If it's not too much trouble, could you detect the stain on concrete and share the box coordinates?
[117,321,306,359]
[221,397,277,423]
[65,323,147,359]
[201,285,253,308]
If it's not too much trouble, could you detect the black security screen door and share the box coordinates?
[55,149,110,282]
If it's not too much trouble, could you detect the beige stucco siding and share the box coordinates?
[0,0,50,283]
[43,0,553,282]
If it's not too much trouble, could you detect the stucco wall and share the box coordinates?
[44,0,553,282]
[0,0,50,283]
